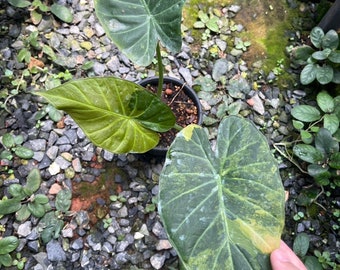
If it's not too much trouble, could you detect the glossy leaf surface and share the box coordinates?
[37,77,175,153]
[94,0,185,66]
[0,236,19,254]
[291,105,321,122]
[159,116,285,270]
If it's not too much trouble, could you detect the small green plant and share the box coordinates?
[193,10,220,33]
[291,26,340,85]
[103,217,112,229]
[0,133,34,161]
[38,188,72,243]
[235,39,251,52]
[293,233,322,270]
[7,0,73,24]
[0,236,19,268]
[291,91,340,187]
[0,169,50,221]
[314,250,339,270]
[12,252,27,270]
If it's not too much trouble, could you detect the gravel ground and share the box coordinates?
[0,0,339,269]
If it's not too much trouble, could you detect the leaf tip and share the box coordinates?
[180,124,201,141]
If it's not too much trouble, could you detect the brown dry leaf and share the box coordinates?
[28,57,44,70]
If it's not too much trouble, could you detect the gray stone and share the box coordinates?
[46,146,59,160]
[18,221,32,237]
[179,67,192,86]
[116,240,129,252]
[150,253,166,269]
[46,240,66,262]
[93,62,106,75]
[27,240,40,253]
[64,129,78,145]
[229,4,241,13]
[55,156,71,170]
[28,139,47,151]
[71,238,84,250]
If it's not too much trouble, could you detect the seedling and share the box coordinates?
[0,169,50,222]
[0,133,34,161]
[0,236,19,268]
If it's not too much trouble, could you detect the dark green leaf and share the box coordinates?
[94,0,185,66]
[322,29,339,50]
[14,146,34,159]
[8,184,26,199]
[42,45,56,61]
[292,45,314,64]
[37,77,176,153]
[307,164,329,177]
[291,105,321,122]
[13,134,24,145]
[316,65,333,85]
[7,0,31,8]
[0,150,13,160]
[39,212,64,243]
[293,144,324,164]
[304,256,323,270]
[324,114,339,135]
[300,64,316,85]
[312,49,330,60]
[0,198,21,215]
[315,128,339,156]
[55,189,72,212]
[2,133,15,148]
[293,233,309,257]
[34,194,49,204]
[332,69,340,84]
[50,4,73,23]
[0,254,13,267]
[292,120,304,130]
[28,201,46,218]
[329,152,340,169]
[316,91,334,113]
[0,237,19,258]
[159,116,285,269]
[310,27,324,49]
[46,104,63,122]
[301,130,313,144]
[15,204,31,222]
[328,50,340,63]
[26,168,41,193]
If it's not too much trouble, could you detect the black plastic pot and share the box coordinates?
[138,76,203,157]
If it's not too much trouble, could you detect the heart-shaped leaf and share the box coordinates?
[0,236,19,255]
[300,63,317,85]
[94,0,185,66]
[159,116,285,270]
[50,3,73,23]
[316,65,333,85]
[322,29,339,50]
[37,77,175,153]
[291,105,321,122]
[310,27,324,49]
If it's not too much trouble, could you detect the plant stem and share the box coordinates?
[156,42,164,97]
[174,124,183,131]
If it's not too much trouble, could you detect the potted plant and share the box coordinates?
[37,0,202,155]
[37,1,286,268]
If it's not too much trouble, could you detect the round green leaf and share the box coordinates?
[316,65,333,85]
[321,29,339,50]
[55,189,72,212]
[328,50,340,63]
[14,146,34,159]
[301,130,313,144]
[28,201,46,218]
[324,114,339,135]
[300,64,316,85]
[0,236,19,255]
[94,0,185,66]
[293,144,324,164]
[292,120,304,130]
[291,105,321,122]
[310,27,324,49]
[315,128,339,155]
[0,253,13,267]
[8,184,25,199]
[291,45,314,64]
[2,133,15,148]
[312,49,330,61]
[316,91,334,113]
[15,204,31,222]
[36,77,175,154]
[34,194,49,204]
[159,116,285,269]
[293,233,309,257]
[50,4,73,23]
